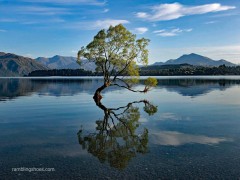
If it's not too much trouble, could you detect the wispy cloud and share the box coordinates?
[21,6,69,15]
[68,19,129,30]
[21,18,65,25]
[133,27,148,34]
[0,29,7,32]
[22,0,106,6]
[153,28,192,37]
[136,3,236,21]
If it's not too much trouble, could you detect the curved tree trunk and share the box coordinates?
[93,83,108,104]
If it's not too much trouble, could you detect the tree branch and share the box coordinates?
[110,83,147,93]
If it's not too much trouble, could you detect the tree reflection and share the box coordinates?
[77,100,157,169]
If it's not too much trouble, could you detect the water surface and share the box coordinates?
[0,76,240,179]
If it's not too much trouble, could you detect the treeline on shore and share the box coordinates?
[28,64,240,76]
[140,64,240,76]
[28,69,97,76]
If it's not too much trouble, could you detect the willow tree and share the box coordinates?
[78,24,157,101]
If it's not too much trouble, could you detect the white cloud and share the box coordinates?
[136,12,148,18]
[103,8,109,13]
[0,29,7,32]
[133,27,148,34]
[94,19,129,29]
[153,28,192,37]
[69,19,129,30]
[22,0,106,6]
[150,131,230,146]
[136,3,236,21]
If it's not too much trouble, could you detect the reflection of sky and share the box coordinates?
[0,77,240,178]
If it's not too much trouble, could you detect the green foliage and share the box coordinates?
[144,77,158,92]
[78,24,153,92]
[143,103,158,116]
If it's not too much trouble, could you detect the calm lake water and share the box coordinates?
[1,76,240,179]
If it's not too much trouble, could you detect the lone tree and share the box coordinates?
[77,24,157,102]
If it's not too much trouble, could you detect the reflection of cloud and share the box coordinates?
[158,113,190,121]
[150,131,229,146]
[158,113,189,121]
[139,117,148,123]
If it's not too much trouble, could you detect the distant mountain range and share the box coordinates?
[36,55,96,71]
[153,53,236,67]
[37,53,236,72]
[0,52,237,77]
[0,52,48,76]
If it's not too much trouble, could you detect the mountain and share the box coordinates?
[0,52,48,77]
[153,53,236,67]
[36,55,96,71]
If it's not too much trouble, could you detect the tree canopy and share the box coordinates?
[77,24,157,100]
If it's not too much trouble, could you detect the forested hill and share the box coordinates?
[140,64,240,75]
[28,64,240,76]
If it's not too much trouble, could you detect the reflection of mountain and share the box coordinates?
[33,79,104,96]
[156,79,240,97]
[0,78,104,101]
[0,79,45,101]
[0,78,240,101]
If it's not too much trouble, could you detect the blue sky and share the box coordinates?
[0,0,239,64]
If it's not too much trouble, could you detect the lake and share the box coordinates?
[1,76,240,179]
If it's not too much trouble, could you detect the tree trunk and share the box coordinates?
[93,83,107,104]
